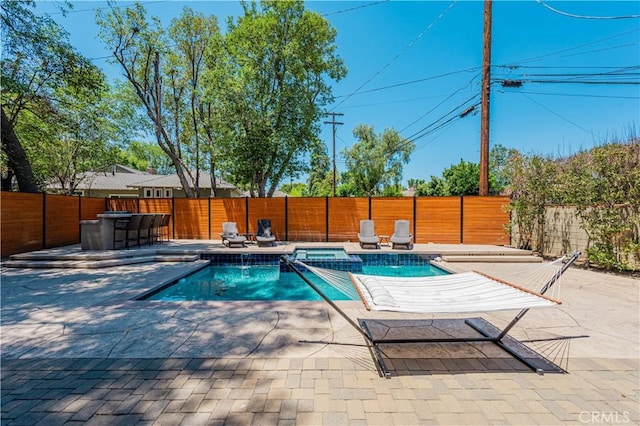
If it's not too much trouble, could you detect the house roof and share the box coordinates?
[129,173,238,190]
[47,165,241,193]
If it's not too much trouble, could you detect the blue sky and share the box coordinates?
[35,1,640,184]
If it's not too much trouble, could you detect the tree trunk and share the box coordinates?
[1,106,39,192]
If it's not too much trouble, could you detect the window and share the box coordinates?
[144,188,153,198]
[155,188,162,198]
[164,189,172,198]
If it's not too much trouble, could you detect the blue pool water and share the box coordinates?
[145,257,449,302]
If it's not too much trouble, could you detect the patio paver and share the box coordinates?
[1,241,638,425]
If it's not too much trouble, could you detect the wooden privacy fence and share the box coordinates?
[1,192,510,257]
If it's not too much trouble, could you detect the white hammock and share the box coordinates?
[349,270,560,313]
[295,256,567,314]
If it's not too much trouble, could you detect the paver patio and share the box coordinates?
[1,242,638,425]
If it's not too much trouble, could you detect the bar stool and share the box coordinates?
[113,215,143,250]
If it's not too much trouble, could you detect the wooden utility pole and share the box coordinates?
[324,112,343,197]
[479,0,492,196]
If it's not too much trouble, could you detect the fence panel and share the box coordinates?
[248,198,286,240]
[81,197,107,220]
[371,198,414,238]
[328,198,369,242]
[1,193,514,255]
[1,192,43,256]
[210,198,247,236]
[463,196,510,244]
[288,197,326,241]
[416,197,461,244]
[45,194,79,248]
[174,198,209,239]
[108,198,139,213]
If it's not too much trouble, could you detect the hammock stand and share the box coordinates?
[280,251,580,378]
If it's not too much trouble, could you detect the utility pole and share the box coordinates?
[324,112,343,197]
[479,0,492,196]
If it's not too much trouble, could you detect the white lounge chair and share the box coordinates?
[221,222,247,248]
[358,220,380,249]
[390,219,413,250]
[256,219,277,247]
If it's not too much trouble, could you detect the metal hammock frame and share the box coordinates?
[280,251,581,378]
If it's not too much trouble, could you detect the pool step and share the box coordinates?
[441,255,543,263]
[2,254,200,269]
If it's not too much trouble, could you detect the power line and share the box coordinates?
[519,93,595,136]
[502,28,639,67]
[331,0,458,110]
[498,90,640,100]
[333,67,481,99]
[534,0,640,20]
[399,74,480,134]
[323,1,390,17]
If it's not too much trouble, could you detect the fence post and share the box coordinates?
[460,196,464,244]
[78,194,82,240]
[208,197,211,240]
[413,195,417,244]
[325,196,329,242]
[245,196,249,234]
[171,196,175,239]
[285,196,289,241]
[368,197,372,219]
[42,192,46,249]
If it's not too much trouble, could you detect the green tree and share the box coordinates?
[504,152,558,251]
[97,4,220,197]
[212,0,346,197]
[279,182,307,196]
[559,140,640,270]
[1,0,103,192]
[341,124,414,196]
[307,142,333,196]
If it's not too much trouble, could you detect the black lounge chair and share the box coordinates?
[256,219,277,247]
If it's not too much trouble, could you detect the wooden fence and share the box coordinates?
[1,192,510,257]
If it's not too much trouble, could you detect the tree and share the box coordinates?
[1,0,102,192]
[412,143,513,196]
[307,142,333,196]
[97,4,220,197]
[504,152,558,251]
[341,124,414,196]
[212,0,346,197]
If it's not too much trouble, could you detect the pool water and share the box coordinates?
[146,262,449,302]
[293,247,350,260]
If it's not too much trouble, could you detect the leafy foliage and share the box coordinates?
[1,0,108,192]
[341,124,413,196]
[413,144,514,196]
[210,0,346,197]
[505,137,639,271]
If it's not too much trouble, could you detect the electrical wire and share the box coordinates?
[333,67,481,99]
[499,90,640,100]
[520,92,595,136]
[399,73,481,133]
[534,0,640,20]
[331,0,458,110]
[501,28,639,67]
[323,1,390,17]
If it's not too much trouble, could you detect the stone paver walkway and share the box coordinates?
[1,243,638,425]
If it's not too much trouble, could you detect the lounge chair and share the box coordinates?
[358,220,380,249]
[390,219,413,250]
[256,219,277,247]
[221,222,247,248]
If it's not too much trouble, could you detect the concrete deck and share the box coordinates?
[1,242,638,425]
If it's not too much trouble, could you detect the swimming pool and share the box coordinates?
[143,253,449,302]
